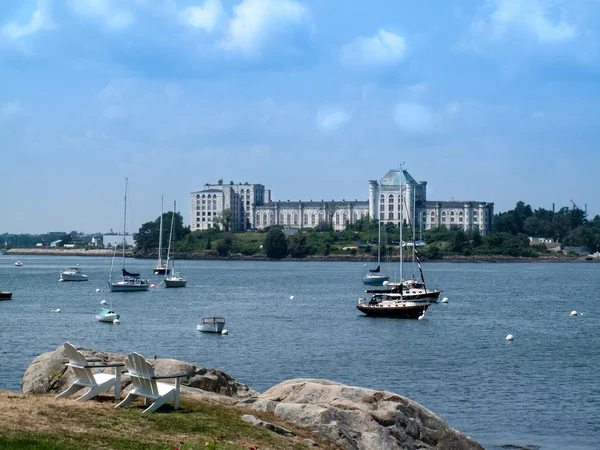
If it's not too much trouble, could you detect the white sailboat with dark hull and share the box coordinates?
[110,178,149,293]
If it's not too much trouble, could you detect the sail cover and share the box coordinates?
[369,265,381,273]
[122,268,140,277]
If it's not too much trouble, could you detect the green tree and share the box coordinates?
[214,209,234,232]
[288,233,310,258]
[264,227,288,259]
[135,212,189,253]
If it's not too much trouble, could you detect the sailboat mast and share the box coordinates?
[166,201,176,271]
[412,180,416,280]
[122,177,128,269]
[158,195,164,266]
[399,169,403,282]
[377,220,381,267]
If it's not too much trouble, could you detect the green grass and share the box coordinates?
[0,392,340,450]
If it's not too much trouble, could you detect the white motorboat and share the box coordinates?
[60,267,89,282]
[14,261,23,267]
[96,308,120,323]
[197,317,226,333]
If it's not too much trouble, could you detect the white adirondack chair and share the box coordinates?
[56,342,124,402]
[115,352,186,413]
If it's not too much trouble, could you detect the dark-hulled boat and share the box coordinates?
[0,291,12,300]
[356,294,429,319]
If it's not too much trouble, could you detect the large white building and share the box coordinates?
[369,169,494,235]
[190,182,268,232]
[190,169,494,235]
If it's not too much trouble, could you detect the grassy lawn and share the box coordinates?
[0,392,340,450]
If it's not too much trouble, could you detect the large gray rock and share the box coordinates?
[22,344,258,403]
[238,379,484,450]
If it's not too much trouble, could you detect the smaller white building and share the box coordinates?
[103,233,134,248]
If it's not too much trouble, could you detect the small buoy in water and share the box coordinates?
[363,264,366,267]
[418,312,425,320]
[100,300,107,305]
[441,297,448,303]
[52,308,61,313]
[113,319,120,324]
[221,329,228,335]
[570,310,577,317]
[505,334,514,341]
[289,295,294,300]
[150,284,156,289]
[96,288,101,292]
[383,281,389,286]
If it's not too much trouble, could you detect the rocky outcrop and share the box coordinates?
[238,379,484,450]
[22,344,257,404]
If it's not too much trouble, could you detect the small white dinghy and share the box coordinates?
[197,317,226,333]
[96,308,120,323]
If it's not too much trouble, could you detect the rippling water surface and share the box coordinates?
[1,255,598,449]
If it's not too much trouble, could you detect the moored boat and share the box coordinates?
[356,295,429,319]
[110,179,149,292]
[163,200,187,288]
[60,267,89,282]
[96,308,120,322]
[197,317,226,333]
[14,261,22,267]
[0,291,12,300]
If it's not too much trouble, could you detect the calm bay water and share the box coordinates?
[0,254,598,449]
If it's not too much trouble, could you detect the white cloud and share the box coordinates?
[467,0,577,45]
[340,29,406,68]
[316,109,350,131]
[0,100,25,118]
[1,0,53,39]
[70,0,134,29]
[393,103,434,134]
[219,0,313,56]
[180,0,225,33]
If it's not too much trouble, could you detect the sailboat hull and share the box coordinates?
[110,280,149,292]
[153,267,170,275]
[356,302,429,319]
[362,274,390,285]
[164,277,187,288]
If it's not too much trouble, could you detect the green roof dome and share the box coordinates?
[380,169,415,186]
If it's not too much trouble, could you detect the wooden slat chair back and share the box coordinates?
[56,342,123,402]
[115,352,186,413]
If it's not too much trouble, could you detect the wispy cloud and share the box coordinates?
[1,0,53,39]
[70,0,134,29]
[180,0,226,33]
[316,109,351,131]
[340,29,406,69]
[218,0,313,56]
[464,0,577,48]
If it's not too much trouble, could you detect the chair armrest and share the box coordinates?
[152,373,187,380]
[61,357,103,364]
[65,362,125,369]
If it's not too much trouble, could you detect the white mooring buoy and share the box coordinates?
[113,319,120,324]
[570,310,577,317]
[221,329,228,335]
[100,300,107,306]
[505,334,514,341]
[441,297,449,303]
[289,295,295,300]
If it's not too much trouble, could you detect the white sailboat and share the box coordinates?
[97,247,120,322]
[362,221,390,285]
[153,196,170,275]
[164,201,187,288]
[110,178,149,292]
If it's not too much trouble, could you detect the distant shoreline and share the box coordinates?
[3,247,598,263]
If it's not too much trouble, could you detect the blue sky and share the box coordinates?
[1,0,599,234]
